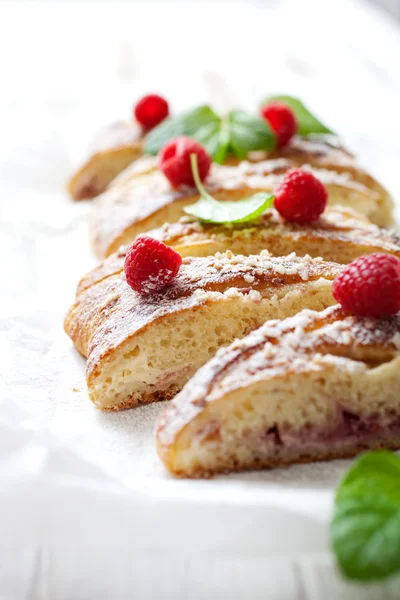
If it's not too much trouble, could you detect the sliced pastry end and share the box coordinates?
[157,305,400,477]
[67,121,144,201]
[64,251,342,410]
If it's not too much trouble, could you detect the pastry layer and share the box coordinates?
[146,205,400,262]
[80,205,400,297]
[64,252,342,410]
[89,140,393,257]
[77,205,400,302]
[67,121,144,200]
[157,305,400,477]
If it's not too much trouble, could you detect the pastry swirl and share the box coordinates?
[145,205,400,262]
[89,139,393,257]
[64,251,342,410]
[157,305,400,477]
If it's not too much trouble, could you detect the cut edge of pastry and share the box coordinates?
[89,161,394,258]
[67,146,143,201]
[144,205,400,263]
[156,305,400,477]
[86,278,337,411]
[67,121,145,201]
[80,204,400,297]
[64,252,342,411]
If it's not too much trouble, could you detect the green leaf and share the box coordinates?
[184,192,274,224]
[229,110,276,158]
[144,105,276,162]
[144,105,221,156]
[332,496,400,581]
[263,95,334,136]
[336,451,400,505]
[184,154,274,224]
[331,451,400,581]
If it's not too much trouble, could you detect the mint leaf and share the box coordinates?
[144,105,276,163]
[263,95,333,136]
[331,451,400,581]
[184,154,274,224]
[229,110,276,158]
[144,105,221,156]
[337,451,400,504]
[332,496,400,581]
[185,192,274,224]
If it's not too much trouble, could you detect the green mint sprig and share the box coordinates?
[331,450,400,582]
[183,154,274,224]
[144,105,276,164]
[264,95,334,136]
[144,97,335,163]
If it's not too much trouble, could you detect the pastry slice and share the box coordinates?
[266,135,390,208]
[146,205,400,263]
[67,121,144,200]
[89,152,393,258]
[79,206,400,298]
[157,305,400,477]
[64,252,342,410]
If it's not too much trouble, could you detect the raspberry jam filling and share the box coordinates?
[259,408,400,452]
[195,408,400,452]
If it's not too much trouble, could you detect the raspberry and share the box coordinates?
[124,236,182,295]
[332,254,400,317]
[134,94,169,130]
[260,102,297,147]
[274,168,328,223]
[159,136,211,188]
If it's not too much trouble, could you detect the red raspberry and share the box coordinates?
[124,236,182,295]
[332,253,400,318]
[134,94,169,130]
[159,136,211,188]
[274,168,328,223]
[260,102,297,147]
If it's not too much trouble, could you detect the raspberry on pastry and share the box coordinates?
[89,146,394,258]
[159,136,211,188]
[274,168,328,223]
[134,94,169,130]
[333,253,400,317]
[124,236,182,295]
[156,305,400,477]
[64,251,342,410]
[261,102,297,147]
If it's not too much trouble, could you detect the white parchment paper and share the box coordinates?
[1,0,400,555]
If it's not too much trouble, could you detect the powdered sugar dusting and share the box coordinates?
[67,251,342,382]
[158,305,400,443]
[140,268,174,294]
[90,135,387,258]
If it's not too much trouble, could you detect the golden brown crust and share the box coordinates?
[89,139,393,257]
[64,252,342,409]
[158,306,400,438]
[146,205,400,261]
[79,205,400,296]
[67,121,144,200]
[99,384,182,411]
[65,251,342,361]
[157,305,400,476]
[156,437,400,479]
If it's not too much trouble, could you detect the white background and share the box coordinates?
[1,0,400,598]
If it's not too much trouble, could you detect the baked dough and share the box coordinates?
[89,140,393,257]
[144,205,400,263]
[64,252,342,410]
[157,305,400,477]
[67,121,144,200]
